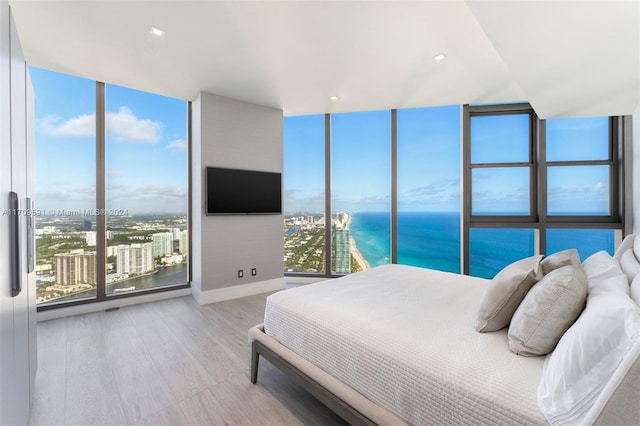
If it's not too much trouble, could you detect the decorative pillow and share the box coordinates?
[538,285,640,425]
[508,265,587,356]
[541,249,580,275]
[474,255,544,332]
[631,274,640,308]
[619,249,640,283]
[582,251,628,295]
[613,234,634,262]
[634,234,640,260]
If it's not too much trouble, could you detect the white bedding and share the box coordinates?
[264,264,547,425]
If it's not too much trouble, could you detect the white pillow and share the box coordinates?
[633,234,640,260]
[619,249,640,283]
[537,286,640,425]
[582,251,629,295]
[613,234,634,262]
[631,274,640,308]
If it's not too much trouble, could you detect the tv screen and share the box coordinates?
[206,167,282,215]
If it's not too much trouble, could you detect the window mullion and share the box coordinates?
[324,113,332,276]
[390,110,397,265]
[537,116,546,255]
[462,104,471,275]
[95,81,106,301]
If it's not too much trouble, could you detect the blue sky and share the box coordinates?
[284,108,610,215]
[31,67,188,215]
[31,66,609,217]
[283,106,461,214]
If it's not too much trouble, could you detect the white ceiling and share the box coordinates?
[9,0,640,118]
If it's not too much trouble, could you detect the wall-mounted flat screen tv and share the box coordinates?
[206,166,282,215]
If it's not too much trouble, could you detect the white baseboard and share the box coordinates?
[193,277,285,305]
[37,287,193,322]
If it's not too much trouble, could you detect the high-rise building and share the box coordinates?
[85,231,96,246]
[334,228,351,274]
[172,228,181,240]
[55,250,96,285]
[116,243,153,275]
[116,245,129,275]
[335,212,349,228]
[179,230,188,254]
[152,232,174,257]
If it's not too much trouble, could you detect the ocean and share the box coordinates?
[349,212,616,279]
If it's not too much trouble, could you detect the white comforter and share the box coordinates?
[264,264,547,425]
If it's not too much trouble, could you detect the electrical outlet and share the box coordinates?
[238,270,243,278]
[251,268,257,276]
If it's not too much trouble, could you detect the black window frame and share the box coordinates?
[462,103,625,275]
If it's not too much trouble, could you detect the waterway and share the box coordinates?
[53,263,188,303]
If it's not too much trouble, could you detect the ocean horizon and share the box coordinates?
[349,212,615,279]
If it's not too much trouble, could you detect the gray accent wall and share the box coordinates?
[191,92,284,294]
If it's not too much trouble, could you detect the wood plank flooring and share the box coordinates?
[29,290,347,426]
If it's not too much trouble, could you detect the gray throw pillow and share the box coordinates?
[475,255,544,332]
[541,249,580,275]
[508,265,588,356]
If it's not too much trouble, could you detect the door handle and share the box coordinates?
[9,191,21,297]
[26,197,34,273]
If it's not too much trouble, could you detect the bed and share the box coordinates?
[249,239,640,425]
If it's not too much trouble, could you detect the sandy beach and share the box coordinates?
[350,236,370,271]
[338,212,370,271]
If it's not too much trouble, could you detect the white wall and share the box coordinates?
[191,92,284,304]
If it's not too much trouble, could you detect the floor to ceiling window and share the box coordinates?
[544,116,617,260]
[464,104,623,278]
[105,83,188,295]
[31,68,97,304]
[284,103,626,279]
[331,110,391,274]
[397,106,460,273]
[32,67,189,308]
[465,108,537,277]
[283,115,326,273]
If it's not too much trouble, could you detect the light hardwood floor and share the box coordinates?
[29,290,347,426]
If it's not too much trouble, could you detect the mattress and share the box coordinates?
[264,264,547,425]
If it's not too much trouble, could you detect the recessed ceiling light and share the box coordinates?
[150,26,165,37]
[434,53,446,61]
[329,96,339,101]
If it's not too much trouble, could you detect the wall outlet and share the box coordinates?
[251,268,257,276]
[238,270,243,278]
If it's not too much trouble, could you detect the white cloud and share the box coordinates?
[40,106,163,143]
[41,114,94,137]
[549,181,607,196]
[107,106,162,142]
[108,184,186,199]
[167,139,187,151]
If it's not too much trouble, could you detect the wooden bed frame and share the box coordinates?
[249,324,404,426]
[250,339,374,425]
